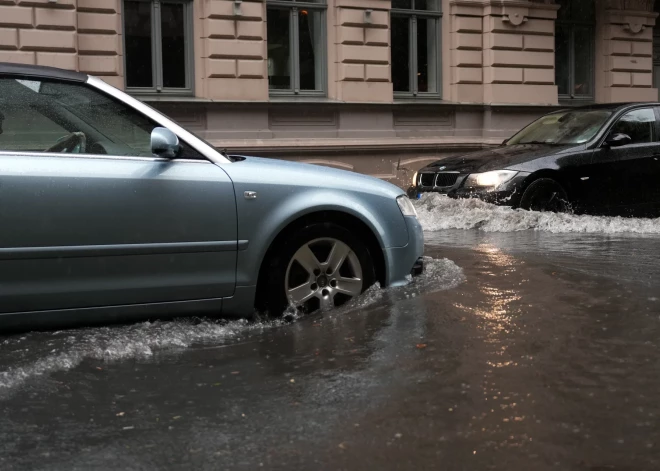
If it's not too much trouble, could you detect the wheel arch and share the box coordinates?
[254,210,387,310]
[518,169,573,201]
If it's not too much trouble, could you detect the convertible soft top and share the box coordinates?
[0,62,86,83]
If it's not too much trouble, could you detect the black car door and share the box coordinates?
[589,107,660,216]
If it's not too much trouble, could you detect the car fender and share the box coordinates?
[233,186,409,288]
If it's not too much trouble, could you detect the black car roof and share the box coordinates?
[558,102,660,112]
[0,62,86,82]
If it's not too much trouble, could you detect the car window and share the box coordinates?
[506,110,612,146]
[0,78,203,158]
[610,108,656,145]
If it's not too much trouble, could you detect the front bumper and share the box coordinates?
[385,215,424,287]
[414,171,530,207]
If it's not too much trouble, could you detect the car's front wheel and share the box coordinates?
[260,222,375,317]
[519,178,570,213]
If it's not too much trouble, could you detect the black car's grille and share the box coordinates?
[435,173,459,187]
[420,173,435,187]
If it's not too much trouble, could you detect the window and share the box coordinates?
[507,110,612,145]
[123,0,194,95]
[611,108,657,144]
[391,0,442,98]
[267,0,327,95]
[555,0,595,102]
[0,78,202,158]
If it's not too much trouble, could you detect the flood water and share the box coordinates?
[1,196,660,470]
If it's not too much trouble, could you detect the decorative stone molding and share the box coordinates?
[604,0,655,11]
[501,6,529,26]
[623,17,647,33]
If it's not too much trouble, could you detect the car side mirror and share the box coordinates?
[151,127,181,158]
[604,132,632,148]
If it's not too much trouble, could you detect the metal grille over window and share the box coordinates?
[391,0,442,98]
[267,0,327,96]
[123,0,194,95]
[555,0,595,102]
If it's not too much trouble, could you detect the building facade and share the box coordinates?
[0,0,658,188]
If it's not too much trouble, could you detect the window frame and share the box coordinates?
[122,0,195,96]
[391,0,442,99]
[555,1,595,104]
[266,0,328,97]
[608,107,658,145]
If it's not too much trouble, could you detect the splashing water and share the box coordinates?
[0,257,464,396]
[415,193,660,234]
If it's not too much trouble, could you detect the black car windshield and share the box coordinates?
[506,110,613,145]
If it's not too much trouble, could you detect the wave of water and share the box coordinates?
[0,257,464,396]
[415,194,660,234]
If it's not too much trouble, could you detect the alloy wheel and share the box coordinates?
[285,238,364,312]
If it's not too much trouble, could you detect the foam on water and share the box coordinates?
[0,257,464,396]
[0,317,286,397]
[415,193,660,234]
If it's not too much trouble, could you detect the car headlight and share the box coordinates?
[412,171,418,187]
[397,195,417,217]
[464,170,518,189]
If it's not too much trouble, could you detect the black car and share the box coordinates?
[412,103,660,217]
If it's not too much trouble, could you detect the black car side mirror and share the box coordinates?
[604,132,632,147]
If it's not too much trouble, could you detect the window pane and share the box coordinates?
[573,26,593,97]
[0,78,158,156]
[299,9,323,91]
[0,80,67,151]
[572,0,594,22]
[160,2,186,88]
[612,109,656,144]
[417,17,437,93]
[267,8,291,90]
[555,24,570,96]
[392,0,412,9]
[391,16,411,92]
[124,0,153,88]
[415,0,440,11]
[556,0,570,21]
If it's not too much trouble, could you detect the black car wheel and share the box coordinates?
[258,222,376,317]
[519,178,570,213]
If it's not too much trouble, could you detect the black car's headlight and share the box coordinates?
[464,170,518,190]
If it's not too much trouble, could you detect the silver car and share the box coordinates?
[0,63,424,331]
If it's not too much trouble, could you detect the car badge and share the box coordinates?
[438,166,446,171]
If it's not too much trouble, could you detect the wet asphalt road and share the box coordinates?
[2,229,660,471]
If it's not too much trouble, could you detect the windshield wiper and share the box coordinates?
[517,140,561,146]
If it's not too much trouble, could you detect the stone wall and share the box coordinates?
[447,0,559,104]
[0,0,123,88]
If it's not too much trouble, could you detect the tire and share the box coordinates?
[258,222,376,317]
[519,178,571,213]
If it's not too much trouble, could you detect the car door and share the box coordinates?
[0,76,237,315]
[589,107,660,215]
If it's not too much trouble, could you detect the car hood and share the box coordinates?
[222,155,404,198]
[420,144,583,173]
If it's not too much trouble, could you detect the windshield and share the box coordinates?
[507,110,613,145]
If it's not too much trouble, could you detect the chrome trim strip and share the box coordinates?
[86,76,231,165]
[0,241,241,260]
[0,150,210,164]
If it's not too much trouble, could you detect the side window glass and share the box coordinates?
[611,108,656,144]
[0,78,203,159]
